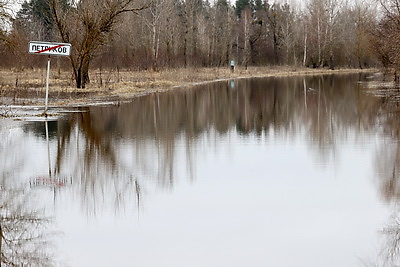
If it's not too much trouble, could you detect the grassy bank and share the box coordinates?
[0,66,378,106]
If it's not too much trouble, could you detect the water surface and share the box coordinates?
[1,73,399,266]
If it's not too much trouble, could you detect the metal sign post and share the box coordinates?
[28,41,71,115]
[45,56,51,113]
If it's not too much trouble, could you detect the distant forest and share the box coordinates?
[0,0,399,87]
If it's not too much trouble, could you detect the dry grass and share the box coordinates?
[0,66,378,106]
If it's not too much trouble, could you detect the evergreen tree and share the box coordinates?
[31,0,54,37]
[235,0,251,17]
[16,0,52,40]
[217,0,229,9]
[254,0,263,11]
[16,0,70,41]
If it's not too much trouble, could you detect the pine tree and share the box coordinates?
[16,0,71,41]
[235,0,251,17]
[254,0,263,11]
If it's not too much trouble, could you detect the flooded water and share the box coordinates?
[2,73,400,266]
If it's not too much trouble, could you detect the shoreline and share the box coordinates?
[0,66,379,111]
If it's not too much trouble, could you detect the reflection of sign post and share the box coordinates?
[29,41,71,114]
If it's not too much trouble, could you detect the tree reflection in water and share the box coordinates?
[16,72,400,265]
[0,188,53,266]
[42,73,381,216]
[0,122,54,266]
[367,81,400,266]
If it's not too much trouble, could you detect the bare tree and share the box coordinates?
[307,0,329,67]
[373,0,400,80]
[0,0,385,71]
[351,0,376,68]
[50,0,149,88]
[325,0,341,69]
[279,3,296,65]
[135,0,175,71]
[0,0,14,42]
[265,3,285,64]
[241,6,251,69]
[207,0,234,66]
[180,0,204,67]
[301,12,308,66]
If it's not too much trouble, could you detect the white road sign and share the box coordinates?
[29,41,71,56]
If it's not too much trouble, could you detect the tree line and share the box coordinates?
[0,0,398,88]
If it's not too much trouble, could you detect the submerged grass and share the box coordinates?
[0,66,378,106]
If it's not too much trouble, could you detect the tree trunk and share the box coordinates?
[317,10,322,67]
[184,23,188,67]
[303,32,307,66]
[76,67,82,89]
[243,8,250,69]
[151,24,158,71]
[0,223,2,267]
[273,31,279,64]
[75,56,90,89]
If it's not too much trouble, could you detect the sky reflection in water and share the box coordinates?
[1,73,399,266]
